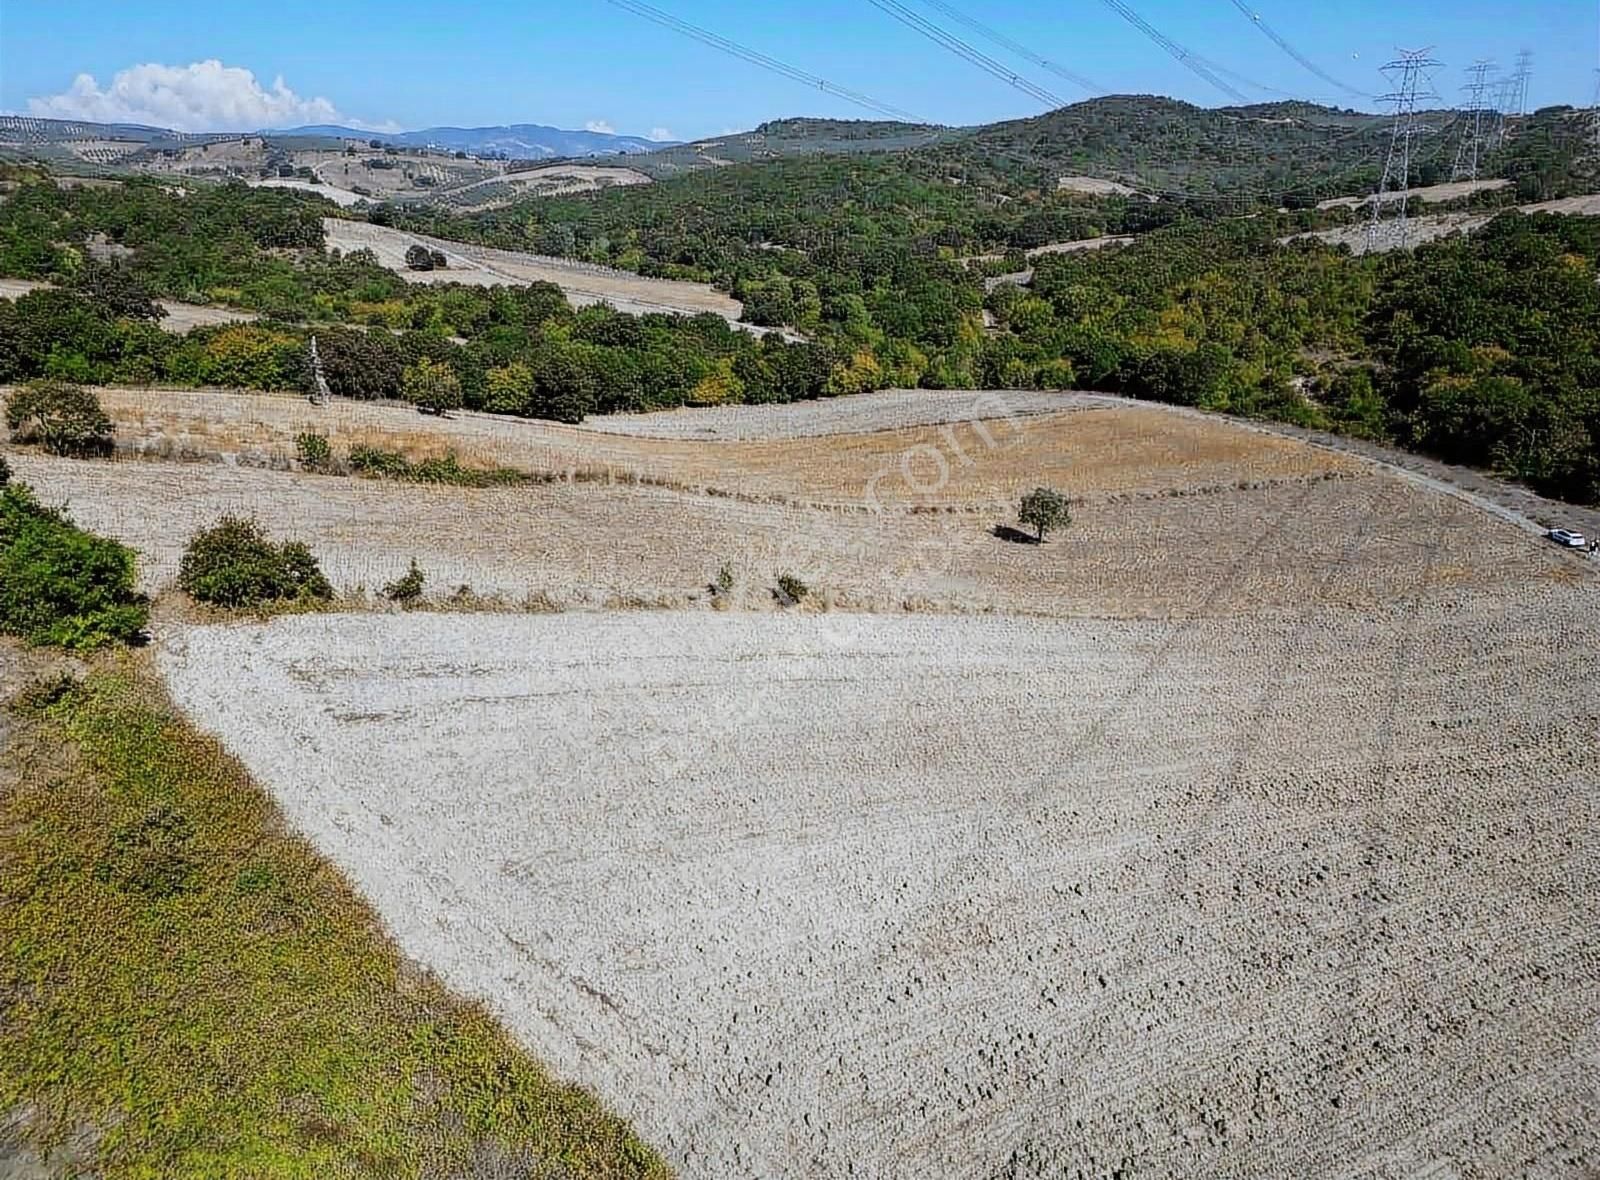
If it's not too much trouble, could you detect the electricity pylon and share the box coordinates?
[1452,60,1497,181]
[1369,49,1443,252]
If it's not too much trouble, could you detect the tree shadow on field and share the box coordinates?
[992,525,1041,546]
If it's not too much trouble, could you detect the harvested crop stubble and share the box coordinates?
[9,451,1568,617]
[157,596,1600,1179]
[84,387,1356,510]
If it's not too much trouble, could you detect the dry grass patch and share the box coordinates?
[86,388,1356,509]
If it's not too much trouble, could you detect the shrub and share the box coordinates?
[0,453,9,486]
[402,357,463,416]
[715,562,734,595]
[775,573,808,606]
[383,559,426,604]
[5,380,113,457]
[178,516,333,608]
[1018,486,1071,543]
[404,243,436,271]
[0,482,149,649]
[295,431,332,469]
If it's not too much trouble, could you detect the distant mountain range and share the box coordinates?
[282,123,676,158]
[0,115,677,160]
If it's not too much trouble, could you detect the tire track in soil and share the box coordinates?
[730,472,1335,1174]
[988,468,1403,1175]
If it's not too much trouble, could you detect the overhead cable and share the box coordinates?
[603,0,924,122]
[1097,0,1251,103]
[910,0,1103,96]
[1223,0,1370,100]
[864,0,1066,108]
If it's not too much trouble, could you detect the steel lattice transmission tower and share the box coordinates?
[1369,49,1443,253]
[1490,50,1533,151]
[1452,60,1497,181]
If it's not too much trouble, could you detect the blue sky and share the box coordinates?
[3,0,1596,138]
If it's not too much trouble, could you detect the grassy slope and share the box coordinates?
[0,652,667,1179]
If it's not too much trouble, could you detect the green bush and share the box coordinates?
[775,573,809,606]
[178,516,333,608]
[0,483,149,649]
[383,559,426,604]
[295,431,332,469]
[4,380,113,457]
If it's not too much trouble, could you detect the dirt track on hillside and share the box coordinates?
[322,219,755,325]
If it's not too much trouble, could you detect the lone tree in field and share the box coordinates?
[401,358,463,416]
[404,243,436,271]
[1018,486,1071,544]
[5,380,114,457]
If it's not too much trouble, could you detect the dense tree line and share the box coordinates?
[1,168,1597,502]
[1014,212,1600,502]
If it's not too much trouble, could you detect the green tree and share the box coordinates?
[1018,486,1071,543]
[402,357,464,416]
[483,361,535,415]
[5,380,114,457]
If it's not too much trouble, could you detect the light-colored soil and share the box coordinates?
[0,279,256,332]
[1056,175,1148,199]
[584,389,1098,439]
[322,219,764,329]
[248,177,367,207]
[15,386,1598,1175]
[10,425,1572,617]
[79,386,1356,511]
[1288,192,1600,255]
[1315,178,1512,210]
[444,164,653,208]
[156,587,1600,1179]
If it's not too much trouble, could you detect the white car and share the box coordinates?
[1547,528,1588,549]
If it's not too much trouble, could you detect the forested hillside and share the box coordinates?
[2,146,1598,502]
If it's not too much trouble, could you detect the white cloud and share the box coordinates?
[27,60,351,132]
[647,127,675,142]
[583,119,616,135]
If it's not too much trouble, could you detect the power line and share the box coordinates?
[1223,1,1370,101]
[1097,0,1251,104]
[863,0,1066,108]
[601,0,924,123]
[908,0,1103,96]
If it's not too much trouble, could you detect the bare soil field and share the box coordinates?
[9,433,1574,617]
[78,386,1358,512]
[248,176,368,207]
[321,219,775,332]
[157,592,1600,1179]
[15,384,1598,1174]
[1289,194,1600,255]
[440,165,653,210]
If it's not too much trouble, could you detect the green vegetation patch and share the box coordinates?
[0,481,148,649]
[0,658,667,1179]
